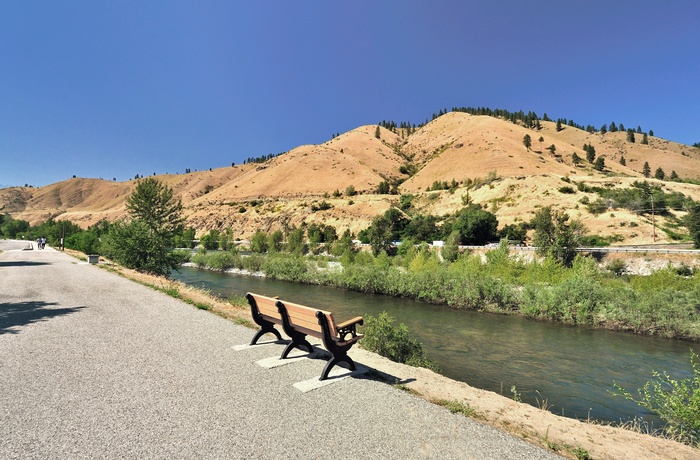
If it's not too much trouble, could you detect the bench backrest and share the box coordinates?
[247,292,283,324]
[277,300,337,338]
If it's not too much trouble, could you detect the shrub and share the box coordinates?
[361,312,438,370]
[606,259,627,276]
[613,350,700,445]
[558,186,576,194]
[206,251,238,271]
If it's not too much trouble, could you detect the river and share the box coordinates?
[172,266,698,426]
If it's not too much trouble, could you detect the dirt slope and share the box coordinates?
[2,112,699,243]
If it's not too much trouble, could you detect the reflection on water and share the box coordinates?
[173,266,698,425]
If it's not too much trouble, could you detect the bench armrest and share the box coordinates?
[335,316,363,341]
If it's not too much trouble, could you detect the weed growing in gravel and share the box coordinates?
[433,399,476,417]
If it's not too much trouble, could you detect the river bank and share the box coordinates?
[183,248,700,342]
[84,254,697,459]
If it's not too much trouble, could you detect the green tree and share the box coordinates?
[102,178,184,276]
[452,205,498,245]
[345,184,356,196]
[376,181,390,194]
[441,230,461,262]
[594,157,605,171]
[571,152,582,164]
[250,230,269,253]
[366,214,394,256]
[620,156,627,166]
[375,125,381,139]
[497,222,527,242]
[670,170,679,181]
[199,229,220,250]
[686,204,700,248]
[268,230,284,252]
[627,129,636,143]
[286,227,306,254]
[125,178,184,237]
[547,144,556,155]
[531,206,581,266]
[538,136,544,151]
[0,215,30,239]
[585,144,596,164]
[643,161,651,178]
[173,227,196,248]
[654,167,666,180]
[641,133,649,144]
[556,120,562,132]
[522,134,532,151]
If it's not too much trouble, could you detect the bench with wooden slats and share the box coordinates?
[246,292,364,380]
[246,292,284,345]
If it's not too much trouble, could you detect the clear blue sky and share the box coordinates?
[1,1,699,187]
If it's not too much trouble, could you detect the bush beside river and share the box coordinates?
[182,243,700,341]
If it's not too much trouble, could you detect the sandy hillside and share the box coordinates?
[2,112,699,243]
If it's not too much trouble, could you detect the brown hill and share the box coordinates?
[2,112,700,245]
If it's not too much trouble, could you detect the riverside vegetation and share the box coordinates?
[185,240,700,341]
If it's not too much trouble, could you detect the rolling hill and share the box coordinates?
[2,111,699,245]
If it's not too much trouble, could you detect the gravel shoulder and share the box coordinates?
[0,242,562,459]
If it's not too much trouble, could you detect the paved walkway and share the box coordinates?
[0,241,560,459]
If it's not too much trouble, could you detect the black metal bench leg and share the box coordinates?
[250,324,282,345]
[320,353,356,380]
[281,338,314,359]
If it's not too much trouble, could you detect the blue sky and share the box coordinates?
[1,1,699,188]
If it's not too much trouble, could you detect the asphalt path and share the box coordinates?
[0,240,560,459]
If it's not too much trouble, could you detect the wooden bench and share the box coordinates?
[246,292,364,380]
[246,292,284,345]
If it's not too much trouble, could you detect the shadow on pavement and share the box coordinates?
[0,301,85,334]
[0,261,51,268]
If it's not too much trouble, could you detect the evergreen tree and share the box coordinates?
[642,161,651,178]
[627,129,636,143]
[594,157,605,171]
[620,156,626,166]
[571,152,582,164]
[654,167,666,180]
[686,204,700,248]
[609,122,618,132]
[376,181,390,194]
[585,145,596,164]
[375,125,381,139]
[600,124,607,134]
[641,133,649,144]
[556,120,562,132]
[547,144,557,154]
[523,134,532,151]
[670,170,679,181]
[649,129,654,137]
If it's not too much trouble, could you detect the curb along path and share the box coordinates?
[0,241,560,459]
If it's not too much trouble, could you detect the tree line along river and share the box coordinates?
[172,266,698,427]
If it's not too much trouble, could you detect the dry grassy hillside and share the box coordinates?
[2,111,700,244]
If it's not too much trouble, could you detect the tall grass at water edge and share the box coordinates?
[183,247,700,340]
